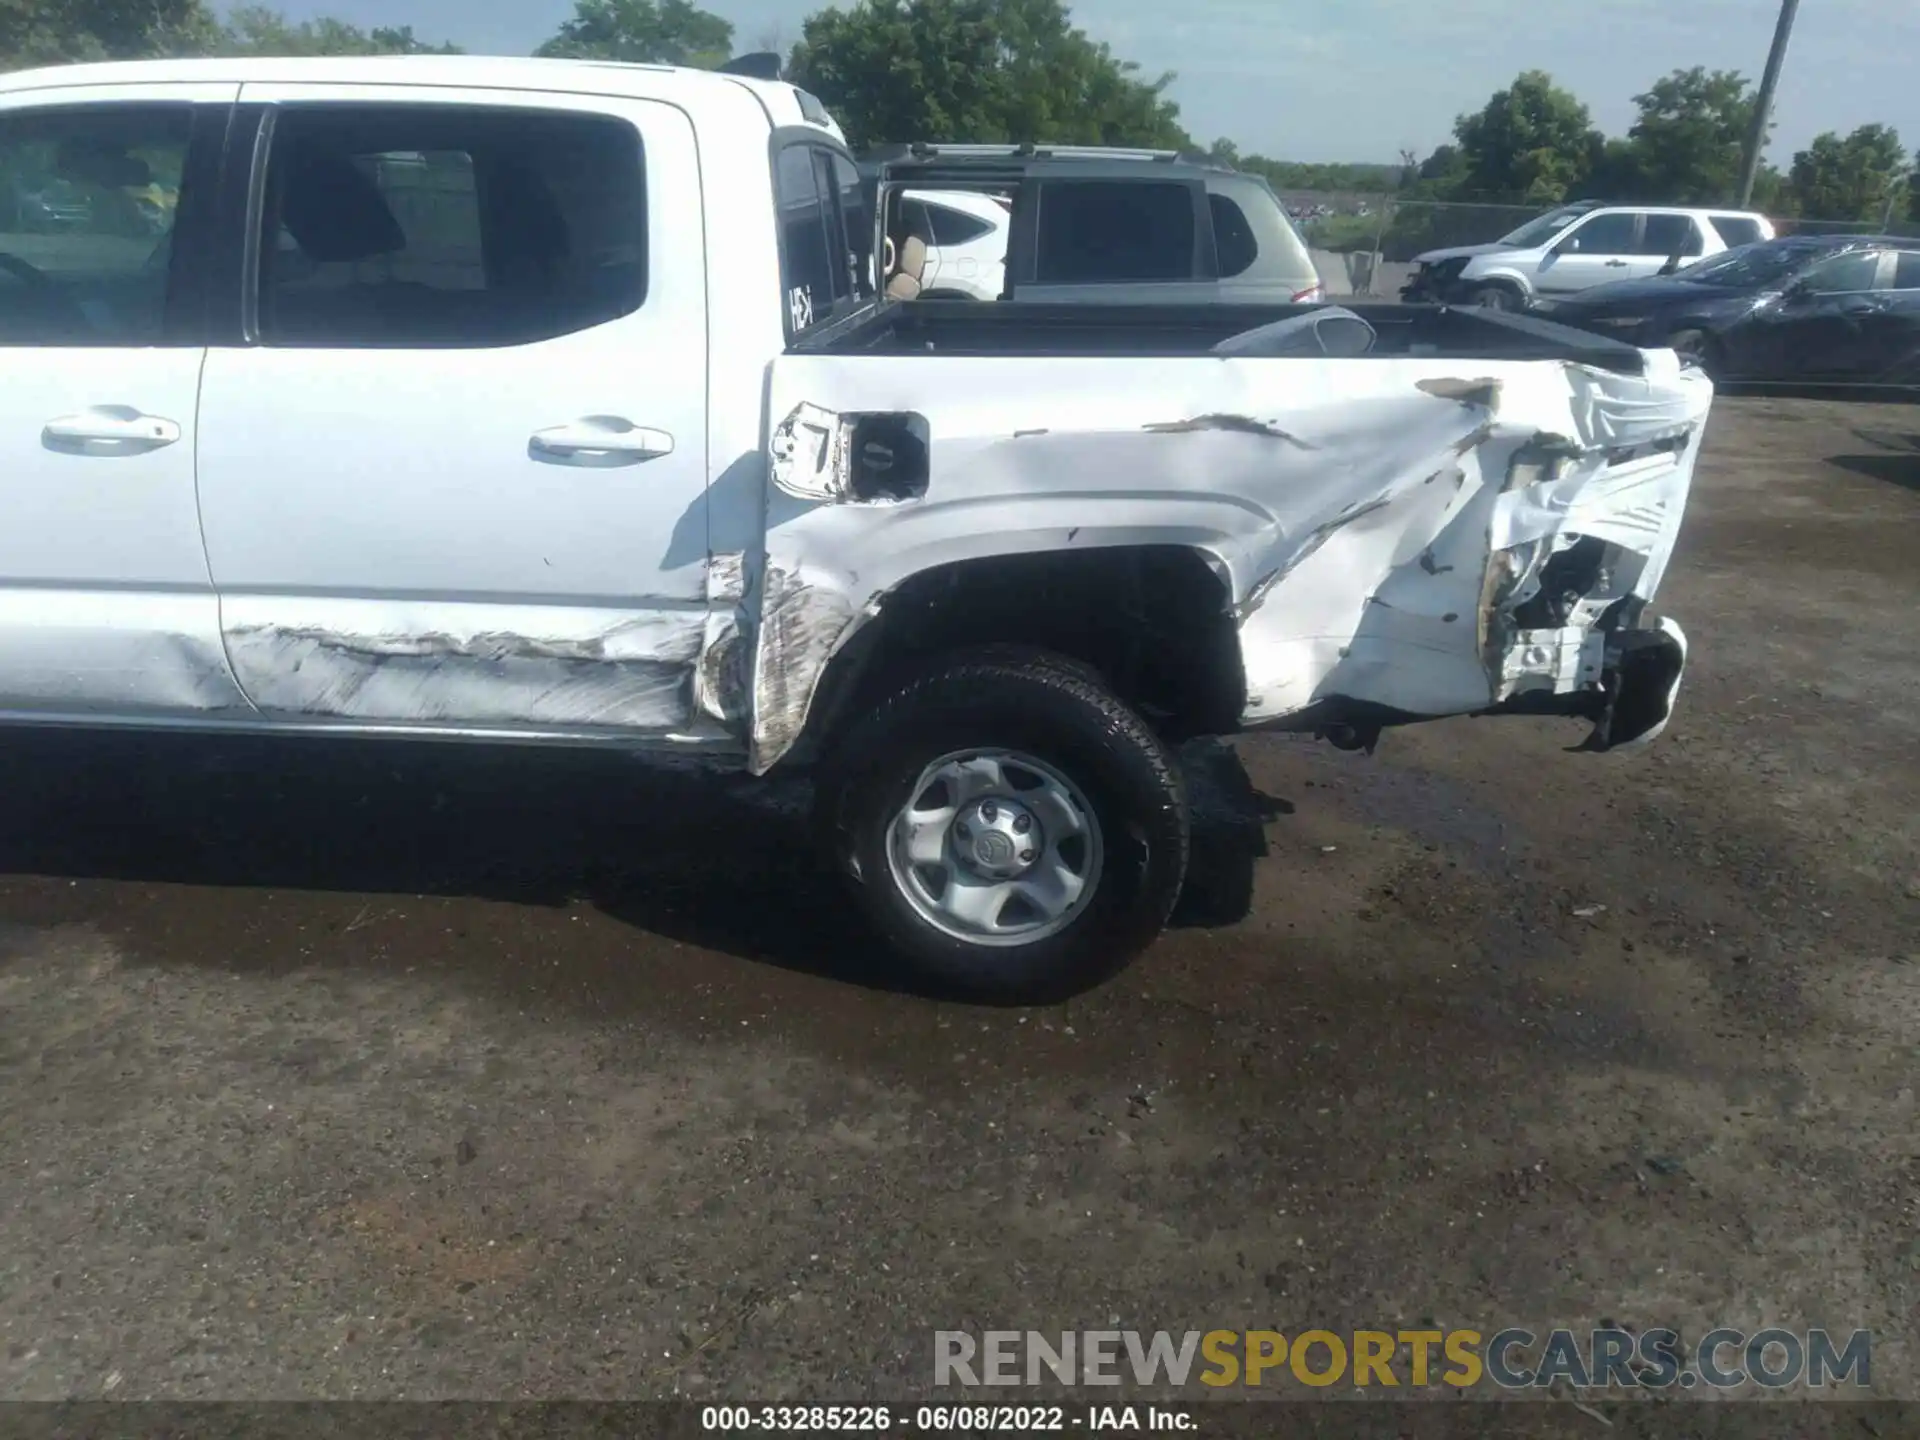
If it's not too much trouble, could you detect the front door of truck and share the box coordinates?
[0,85,248,718]
[195,87,713,735]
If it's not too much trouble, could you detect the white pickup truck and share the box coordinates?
[0,57,1711,1002]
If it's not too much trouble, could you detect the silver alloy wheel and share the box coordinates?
[885,749,1104,947]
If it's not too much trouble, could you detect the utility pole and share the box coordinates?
[1736,0,1801,208]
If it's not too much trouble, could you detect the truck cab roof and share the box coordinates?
[0,55,849,146]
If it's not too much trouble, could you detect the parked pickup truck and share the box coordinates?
[0,57,1712,1002]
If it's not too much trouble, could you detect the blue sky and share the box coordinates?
[256,0,1920,165]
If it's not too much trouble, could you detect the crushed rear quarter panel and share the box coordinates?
[751,350,1712,772]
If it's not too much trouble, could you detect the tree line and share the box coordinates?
[5,0,1914,226]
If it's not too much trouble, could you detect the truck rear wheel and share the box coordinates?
[817,647,1189,1003]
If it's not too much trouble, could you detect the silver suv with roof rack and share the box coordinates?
[1403,201,1776,309]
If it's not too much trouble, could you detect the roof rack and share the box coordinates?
[873,142,1191,164]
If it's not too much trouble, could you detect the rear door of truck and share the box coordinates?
[192,84,717,734]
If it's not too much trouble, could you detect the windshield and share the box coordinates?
[1672,241,1824,289]
[1497,206,1589,248]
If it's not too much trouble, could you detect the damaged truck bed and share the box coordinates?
[758,300,1704,777]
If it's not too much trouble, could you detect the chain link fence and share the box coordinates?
[1772,214,1920,239]
[1284,195,1547,299]
[1281,191,1920,300]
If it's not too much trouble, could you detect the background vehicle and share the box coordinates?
[1533,234,1920,386]
[867,143,1325,304]
[885,187,1010,301]
[1,57,1708,1003]
[1403,202,1775,309]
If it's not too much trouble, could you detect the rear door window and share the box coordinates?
[1640,214,1703,258]
[1891,252,1920,290]
[1208,193,1258,278]
[775,144,833,334]
[255,104,647,348]
[828,150,874,303]
[1708,216,1766,248]
[1798,249,1881,294]
[776,141,870,338]
[1034,179,1196,284]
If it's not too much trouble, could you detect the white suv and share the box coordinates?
[895,188,1009,302]
[1403,203,1775,310]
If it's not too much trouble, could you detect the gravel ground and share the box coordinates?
[0,396,1915,1418]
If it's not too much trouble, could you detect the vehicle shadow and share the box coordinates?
[1828,453,1920,492]
[0,729,1286,993]
[1718,380,1920,404]
[1828,428,1920,492]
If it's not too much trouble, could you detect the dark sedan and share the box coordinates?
[1529,234,1920,387]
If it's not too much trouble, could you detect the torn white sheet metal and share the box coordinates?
[747,348,1710,773]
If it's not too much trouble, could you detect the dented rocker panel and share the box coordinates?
[747,349,1710,772]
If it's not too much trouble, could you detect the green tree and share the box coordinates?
[1787,124,1908,221]
[1408,142,1467,195]
[214,7,461,55]
[1618,66,1756,203]
[788,0,1186,152]
[1450,70,1602,203]
[2,0,216,66]
[534,0,731,67]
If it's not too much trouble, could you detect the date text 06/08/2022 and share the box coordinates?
[701,1404,1195,1432]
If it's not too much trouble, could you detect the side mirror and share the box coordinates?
[1658,254,1682,276]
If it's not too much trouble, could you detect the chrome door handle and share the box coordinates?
[1604,260,1629,268]
[529,417,675,467]
[42,406,182,455]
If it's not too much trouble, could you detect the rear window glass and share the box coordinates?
[1709,216,1765,248]
[918,200,995,248]
[775,144,833,333]
[829,150,874,304]
[1035,180,1195,284]
[1209,193,1258,278]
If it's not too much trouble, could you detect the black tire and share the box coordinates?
[1467,283,1523,312]
[815,646,1189,1004]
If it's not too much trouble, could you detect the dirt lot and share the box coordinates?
[0,396,1915,1414]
